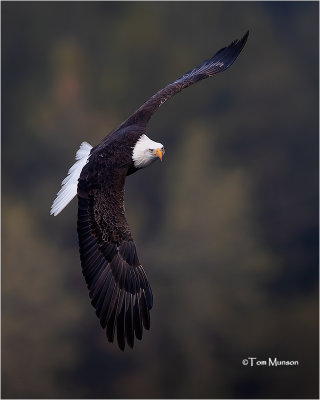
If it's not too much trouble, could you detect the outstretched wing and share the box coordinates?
[77,157,153,351]
[122,31,249,128]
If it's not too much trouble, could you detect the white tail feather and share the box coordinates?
[50,142,92,216]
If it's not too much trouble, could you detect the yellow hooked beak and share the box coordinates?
[154,148,163,161]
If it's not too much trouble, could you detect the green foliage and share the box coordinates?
[2,2,318,398]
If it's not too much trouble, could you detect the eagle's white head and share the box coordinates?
[132,134,165,169]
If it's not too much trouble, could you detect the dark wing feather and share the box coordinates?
[77,158,153,351]
[122,31,249,128]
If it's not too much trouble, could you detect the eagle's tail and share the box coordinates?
[50,142,92,216]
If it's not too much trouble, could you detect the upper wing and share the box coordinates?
[121,31,249,128]
[77,157,153,351]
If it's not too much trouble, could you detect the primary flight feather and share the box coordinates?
[51,31,249,351]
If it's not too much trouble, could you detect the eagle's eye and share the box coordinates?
[149,149,154,153]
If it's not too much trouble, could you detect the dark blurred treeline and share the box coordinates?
[1,2,319,399]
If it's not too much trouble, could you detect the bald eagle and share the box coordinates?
[51,31,249,351]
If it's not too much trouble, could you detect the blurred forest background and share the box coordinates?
[1,1,319,399]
